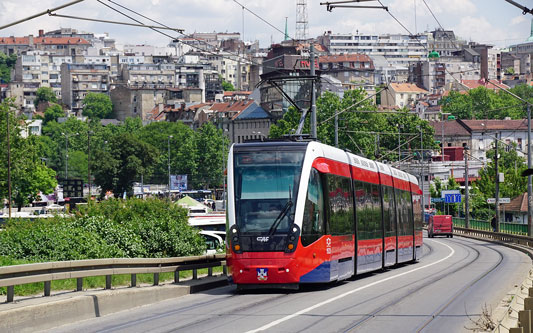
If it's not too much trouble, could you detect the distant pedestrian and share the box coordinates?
[491,215,497,232]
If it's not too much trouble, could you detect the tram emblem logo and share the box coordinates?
[257,236,270,242]
[257,268,268,281]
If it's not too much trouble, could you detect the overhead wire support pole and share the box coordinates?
[527,104,533,237]
[310,44,317,139]
[319,0,387,11]
[504,0,533,15]
[0,0,85,31]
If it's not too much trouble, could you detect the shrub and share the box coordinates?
[0,198,206,264]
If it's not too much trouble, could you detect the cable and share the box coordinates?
[0,0,85,31]
[232,0,295,41]
[319,87,387,124]
[100,0,292,77]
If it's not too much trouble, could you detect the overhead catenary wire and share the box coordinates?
[99,0,294,77]
[48,13,184,32]
[0,0,85,31]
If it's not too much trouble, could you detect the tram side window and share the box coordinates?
[382,185,396,237]
[395,189,411,236]
[354,180,368,240]
[302,168,325,246]
[326,174,354,235]
[394,188,404,236]
[405,190,414,234]
[369,183,382,240]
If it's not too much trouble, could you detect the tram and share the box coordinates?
[226,140,423,289]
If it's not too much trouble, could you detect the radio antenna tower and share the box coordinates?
[296,0,308,40]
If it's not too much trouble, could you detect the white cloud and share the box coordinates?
[511,15,527,26]
[453,16,508,44]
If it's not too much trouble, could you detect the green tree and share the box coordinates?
[138,121,197,186]
[34,87,57,107]
[0,99,57,211]
[91,133,158,197]
[0,52,17,83]
[43,104,65,124]
[471,141,527,220]
[222,80,235,91]
[270,89,436,162]
[194,123,226,189]
[82,93,113,119]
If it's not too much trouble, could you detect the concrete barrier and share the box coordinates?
[0,275,228,332]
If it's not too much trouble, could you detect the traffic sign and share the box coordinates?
[444,193,462,203]
[431,198,444,203]
[487,198,511,204]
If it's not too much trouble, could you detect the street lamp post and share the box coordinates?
[168,135,173,198]
[88,131,93,199]
[440,113,451,160]
[222,129,228,210]
[62,132,69,180]
[6,107,11,219]
[419,125,424,211]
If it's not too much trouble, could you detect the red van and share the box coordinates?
[428,215,453,238]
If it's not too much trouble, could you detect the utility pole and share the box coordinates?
[527,103,533,237]
[168,135,173,198]
[310,44,317,139]
[6,108,11,219]
[464,146,470,229]
[495,134,500,232]
[419,126,424,211]
[88,131,93,199]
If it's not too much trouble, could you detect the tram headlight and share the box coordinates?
[234,244,241,251]
[233,236,239,242]
[287,244,294,250]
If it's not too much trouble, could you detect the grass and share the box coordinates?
[0,267,224,298]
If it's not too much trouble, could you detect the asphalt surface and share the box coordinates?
[47,234,531,333]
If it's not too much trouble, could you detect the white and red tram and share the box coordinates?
[226,140,423,289]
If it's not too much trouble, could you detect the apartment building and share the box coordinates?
[318,54,375,85]
[11,52,74,113]
[0,32,90,56]
[60,63,110,115]
[318,31,427,67]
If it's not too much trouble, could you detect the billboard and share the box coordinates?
[170,175,187,191]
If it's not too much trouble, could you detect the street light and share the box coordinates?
[222,128,228,210]
[61,132,69,180]
[88,131,93,199]
[440,112,451,160]
[61,132,78,180]
[168,135,173,198]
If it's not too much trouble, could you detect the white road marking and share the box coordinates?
[247,240,454,332]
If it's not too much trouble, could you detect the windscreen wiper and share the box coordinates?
[267,186,293,237]
[267,199,293,237]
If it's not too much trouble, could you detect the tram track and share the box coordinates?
[335,237,504,333]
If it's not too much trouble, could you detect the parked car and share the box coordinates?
[428,215,453,238]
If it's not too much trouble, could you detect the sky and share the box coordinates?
[0,0,530,49]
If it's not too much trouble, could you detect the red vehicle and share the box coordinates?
[226,140,423,289]
[428,215,453,238]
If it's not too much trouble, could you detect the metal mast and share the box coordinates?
[296,0,308,40]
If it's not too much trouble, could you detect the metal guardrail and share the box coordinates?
[454,227,533,248]
[0,253,226,303]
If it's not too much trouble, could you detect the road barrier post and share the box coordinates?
[76,278,83,292]
[44,281,51,297]
[105,275,112,289]
[131,274,137,287]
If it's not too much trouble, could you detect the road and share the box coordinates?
[49,235,531,333]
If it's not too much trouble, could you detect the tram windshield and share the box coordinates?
[233,150,304,235]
